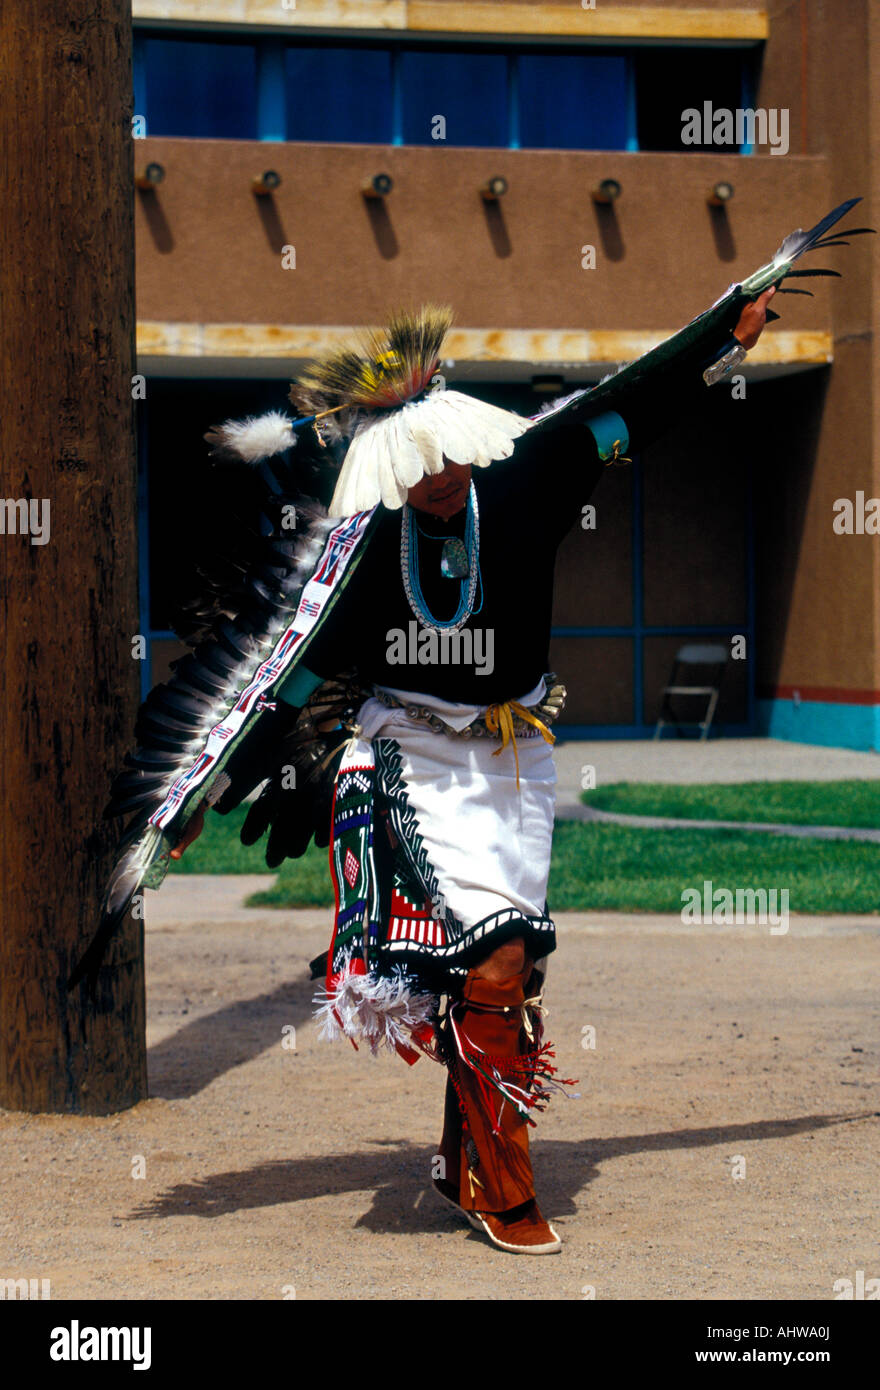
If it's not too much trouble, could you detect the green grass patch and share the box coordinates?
[166,806,269,875]
[549,820,880,914]
[247,846,335,908]
[582,779,880,828]
[167,805,333,906]
[169,803,880,914]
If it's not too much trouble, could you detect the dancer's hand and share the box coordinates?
[170,804,205,859]
[734,286,776,349]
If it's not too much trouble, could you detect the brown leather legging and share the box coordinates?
[438,935,540,1213]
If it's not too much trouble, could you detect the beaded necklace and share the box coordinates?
[400,482,482,633]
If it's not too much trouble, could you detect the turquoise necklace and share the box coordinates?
[400,482,482,633]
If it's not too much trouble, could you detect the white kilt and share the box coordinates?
[351,679,558,973]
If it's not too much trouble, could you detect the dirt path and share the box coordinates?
[2,878,878,1301]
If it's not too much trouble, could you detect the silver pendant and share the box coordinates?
[440,537,469,579]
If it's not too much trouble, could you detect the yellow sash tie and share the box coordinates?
[484,701,556,789]
[521,993,548,1043]
[316,722,364,775]
[607,438,631,466]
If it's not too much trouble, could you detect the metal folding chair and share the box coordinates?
[653,642,728,741]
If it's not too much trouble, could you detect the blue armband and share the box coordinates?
[584,410,630,463]
[276,664,324,708]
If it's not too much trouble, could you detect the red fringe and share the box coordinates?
[456,1038,578,1129]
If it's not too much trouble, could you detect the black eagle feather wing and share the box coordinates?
[529,196,874,434]
[72,425,366,989]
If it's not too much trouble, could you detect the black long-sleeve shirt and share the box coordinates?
[297,339,738,704]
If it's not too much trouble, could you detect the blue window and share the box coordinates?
[399,50,508,147]
[135,33,750,153]
[285,47,393,143]
[518,54,628,150]
[142,38,258,139]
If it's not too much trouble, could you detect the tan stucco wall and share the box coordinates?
[135,142,830,333]
[750,0,878,700]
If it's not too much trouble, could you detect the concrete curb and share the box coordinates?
[567,804,880,843]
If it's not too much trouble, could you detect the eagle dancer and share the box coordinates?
[81,201,871,1254]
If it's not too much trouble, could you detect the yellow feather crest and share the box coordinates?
[289,304,453,417]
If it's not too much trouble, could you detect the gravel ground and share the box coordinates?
[2,877,878,1302]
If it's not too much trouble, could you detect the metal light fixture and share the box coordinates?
[531,374,565,394]
[135,162,165,189]
[708,181,735,207]
[592,178,621,205]
[362,173,393,199]
[252,170,282,196]
[480,176,508,202]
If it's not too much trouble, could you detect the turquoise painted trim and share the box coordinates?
[507,52,520,149]
[256,40,286,143]
[391,47,403,146]
[756,698,880,752]
[276,663,323,708]
[624,55,639,152]
[738,58,755,155]
[133,35,147,134]
[584,409,629,462]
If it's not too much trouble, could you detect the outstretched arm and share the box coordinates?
[621,286,776,455]
[508,287,776,542]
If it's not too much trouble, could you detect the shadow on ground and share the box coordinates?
[126,1111,874,1231]
[147,973,317,1100]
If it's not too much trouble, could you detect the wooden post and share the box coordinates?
[0,2,147,1112]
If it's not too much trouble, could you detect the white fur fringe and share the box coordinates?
[314,954,437,1057]
[204,410,297,464]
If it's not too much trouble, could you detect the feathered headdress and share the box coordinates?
[291,304,533,517]
[205,304,533,518]
[291,302,453,420]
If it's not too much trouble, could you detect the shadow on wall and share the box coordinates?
[752,367,829,697]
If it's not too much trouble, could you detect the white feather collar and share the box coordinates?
[203,393,534,518]
[328,390,533,517]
